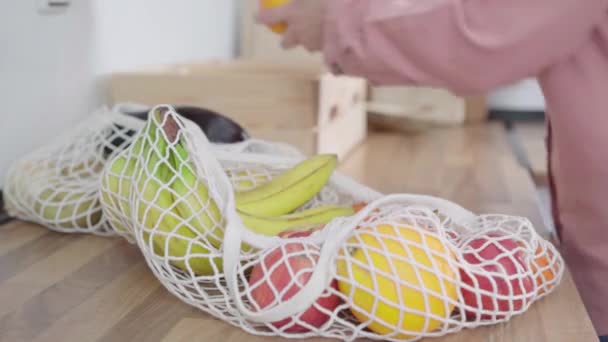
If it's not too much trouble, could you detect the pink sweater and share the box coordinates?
[321,0,608,335]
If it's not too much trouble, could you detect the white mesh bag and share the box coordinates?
[4,106,145,235]
[100,105,564,342]
[2,102,324,236]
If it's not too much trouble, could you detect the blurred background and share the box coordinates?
[0,0,239,185]
[0,0,548,216]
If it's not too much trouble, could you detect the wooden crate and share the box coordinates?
[464,96,489,123]
[367,86,488,133]
[107,60,368,159]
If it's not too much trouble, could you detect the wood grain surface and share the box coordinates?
[512,122,548,186]
[0,123,597,342]
[341,123,549,238]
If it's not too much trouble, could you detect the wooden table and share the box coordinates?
[511,122,549,186]
[0,123,597,342]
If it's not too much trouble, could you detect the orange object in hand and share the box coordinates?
[260,0,289,33]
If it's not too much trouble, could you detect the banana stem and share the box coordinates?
[151,107,181,146]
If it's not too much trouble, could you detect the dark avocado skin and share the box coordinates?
[104,106,249,158]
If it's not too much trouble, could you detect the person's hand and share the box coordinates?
[256,0,328,52]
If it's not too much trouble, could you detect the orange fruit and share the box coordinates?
[351,202,382,227]
[259,0,289,33]
[531,245,559,294]
[352,202,368,213]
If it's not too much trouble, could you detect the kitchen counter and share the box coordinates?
[512,122,549,186]
[0,123,598,342]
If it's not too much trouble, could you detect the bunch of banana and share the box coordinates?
[32,182,102,230]
[101,108,223,275]
[4,157,105,231]
[100,107,355,276]
[99,146,142,236]
[136,113,226,276]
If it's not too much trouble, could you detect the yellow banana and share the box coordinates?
[234,154,338,217]
[135,109,222,276]
[169,128,225,249]
[100,137,146,236]
[10,157,103,230]
[100,154,138,235]
[238,204,355,237]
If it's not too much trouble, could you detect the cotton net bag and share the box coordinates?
[1,103,294,236]
[3,106,146,235]
[99,105,564,341]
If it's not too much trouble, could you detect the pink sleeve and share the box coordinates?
[323,0,608,95]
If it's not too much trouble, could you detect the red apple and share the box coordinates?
[459,234,535,321]
[248,242,340,332]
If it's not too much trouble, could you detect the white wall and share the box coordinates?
[0,0,238,187]
[489,79,546,111]
[94,0,238,74]
[0,0,101,188]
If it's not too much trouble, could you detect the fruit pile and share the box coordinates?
[5,105,565,341]
[96,106,563,341]
[233,208,563,341]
